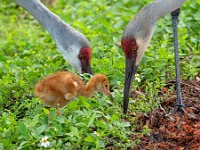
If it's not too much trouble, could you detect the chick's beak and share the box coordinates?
[106,91,113,97]
[105,90,113,101]
[123,58,138,114]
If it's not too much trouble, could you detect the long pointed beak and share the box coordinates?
[123,58,138,114]
[82,64,93,75]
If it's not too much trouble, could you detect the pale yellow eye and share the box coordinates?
[79,55,83,59]
[132,47,137,51]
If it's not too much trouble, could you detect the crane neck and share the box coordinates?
[152,0,185,21]
[15,0,68,39]
[122,0,185,47]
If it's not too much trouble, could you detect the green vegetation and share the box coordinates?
[0,0,199,149]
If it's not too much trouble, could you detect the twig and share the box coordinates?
[181,82,200,91]
[159,104,167,115]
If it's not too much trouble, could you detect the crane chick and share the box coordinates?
[35,71,112,110]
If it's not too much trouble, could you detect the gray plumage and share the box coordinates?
[122,0,186,40]
[15,0,90,72]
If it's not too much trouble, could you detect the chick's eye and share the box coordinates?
[105,85,108,88]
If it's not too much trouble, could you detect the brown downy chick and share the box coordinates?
[35,71,112,109]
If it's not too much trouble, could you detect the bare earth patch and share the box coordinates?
[133,75,200,150]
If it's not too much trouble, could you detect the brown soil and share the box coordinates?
[132,76,200,150]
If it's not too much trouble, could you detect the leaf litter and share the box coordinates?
[131,75,200,150]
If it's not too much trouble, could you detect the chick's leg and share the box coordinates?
[56,107,62,116]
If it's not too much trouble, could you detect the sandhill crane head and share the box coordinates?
[61,45,92,74]
[74,47,92,74]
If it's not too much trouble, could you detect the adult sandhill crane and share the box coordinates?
[121,0,186,114]
[15,0,92,74]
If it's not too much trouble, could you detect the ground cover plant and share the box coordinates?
[0,0,199,149]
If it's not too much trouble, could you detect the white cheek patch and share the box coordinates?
[135,39,149,66]
[135,30,153,66]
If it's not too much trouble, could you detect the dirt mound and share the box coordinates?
[133,76,200,150]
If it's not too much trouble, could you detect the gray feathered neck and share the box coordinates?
[122,0,186,40]
[15,0,90,49]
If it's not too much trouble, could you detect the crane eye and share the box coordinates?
[132,47,137,51]
[79,55,83,59]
